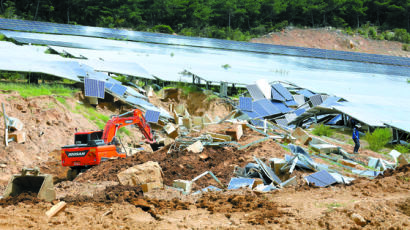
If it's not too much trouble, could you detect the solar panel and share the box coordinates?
[294,108,306,116]
[104,82,114,90]
[243,110,261,119]
[297,89,315,98]
[321,96,341,108]
[239,97,253,111]
[254,99,282,116]
[305,170,337,187]
[272,83,293,100]
[145,110,160,123]
[227,178,255,190]
[1,18,410,67]
[309,94,323,106]
[246,84,265,100]
[271,101,292,113]
[250,119,264,127]
[285,113,297,122]
[284,99,298,107]
[293,94,305,105]
[271,87,285,101]
[275,118,288,127]
[110,83,127,96]
[84,78,105,99]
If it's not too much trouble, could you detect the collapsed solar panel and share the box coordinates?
[272,83,293,101]
[84,78,105,99]
[294,108,306,116]
[145,110,160,123]
[275,118,288,127]
[227,178,255,190]
[304,170,337,187]
[253,99,282,117]
[297,89,315,98]
[246,84,265,100]
[271,101,292,113]
[110,83,127,97]
[239,97,253,111]
[271,87,285,102]
[309,94,323,106]
[284,99,298,107]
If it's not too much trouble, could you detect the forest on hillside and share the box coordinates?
[0,0,409,43]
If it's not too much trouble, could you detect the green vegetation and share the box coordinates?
[221,64,231,69]
[394,145,409,154]
[74,104,110,130]
[111,74,129,84]
[365,128,392,152]
[312,124,334,137]
[0,82,77,98]
[163,82,202,96]
[407,79,410,84]
[2,1,410,42]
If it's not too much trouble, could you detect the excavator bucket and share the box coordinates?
[3,168,56,202]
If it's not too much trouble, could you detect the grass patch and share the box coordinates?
[407,78,410,84]
[118,127,131,137]
[0,82,77,98]
[365,128,392,152]
[394,145,410,154]
[73,104,110,130]
[312,124,334,137]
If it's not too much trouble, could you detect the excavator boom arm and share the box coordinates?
[101,109,155,144]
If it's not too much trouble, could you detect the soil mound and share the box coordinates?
[76,145,251,187]
[196,192,285,225]
[377,164,410,178]
[0,192,42,206]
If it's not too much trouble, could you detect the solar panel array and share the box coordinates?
[239,97,253,111]
[145,110,160,123]
[297,89,315,98]
[254,99,282,117]
[272,84,293,101]
[305,170,337,187]
[271,87,285,101]
[84,78,105,98]
[1,18,409,67]
[110,83,127,97]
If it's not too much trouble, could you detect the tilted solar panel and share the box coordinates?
[239,97,253,112]
[305,170,337,187]
[271,87,285,102]
[309,94,323,106]
[84,78,105,99]
[145,110,160,123]
[110,83,127,96]
[246,84,265,100]
[272,83,293,101]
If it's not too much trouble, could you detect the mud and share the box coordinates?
[0,192,42,206]
[196,192,286,225]
[398,198,410,216]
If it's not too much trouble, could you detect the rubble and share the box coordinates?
[117,161,163,186]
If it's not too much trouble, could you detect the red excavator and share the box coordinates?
[61,109,156,179]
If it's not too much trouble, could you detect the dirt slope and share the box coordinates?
[251,27,410,58]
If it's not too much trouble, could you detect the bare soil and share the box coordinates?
[251,27,410,58]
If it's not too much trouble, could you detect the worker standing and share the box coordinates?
[352,124,361,153]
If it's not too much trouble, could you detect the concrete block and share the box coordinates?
[338,159,359,168]
[8,131,26,144]
[175,104,185,115]
[207,132,232,142]
[192,116,204,129]
[141,182,163,193]
[182,117,192,129]
[292,127,312,145]
[117,161,163,186]
[147,86,154,97]
[398,154,409,167]
[164,123,178,139]
[269,158,287,175]
[186,141,204,153]
[310,143,339,154]
[173,179,192,194]
[225,125,243,141]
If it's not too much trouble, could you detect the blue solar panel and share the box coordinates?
[284,99,298,107]
[110,83,127,96]
[105,82,114,90]
[294,108,306,116]
[271,87,285,102]
[145,110,160,123]
[305,170,337,187]
[272,84,293,101]
[227,178,255,190]
[252,101,270,117]
[309,94,323,106]
[239,97,253,111]
[250,119,264,127]
[321,96,341,108]
[243,110,261,119]
[254,99,282,116]
[297,89,315,98]
[84,78,105,99]
[246,84,265,100]
[271,101,292,113]
[2,18,410,67]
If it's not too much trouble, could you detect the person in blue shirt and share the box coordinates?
[352,124,361,153]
